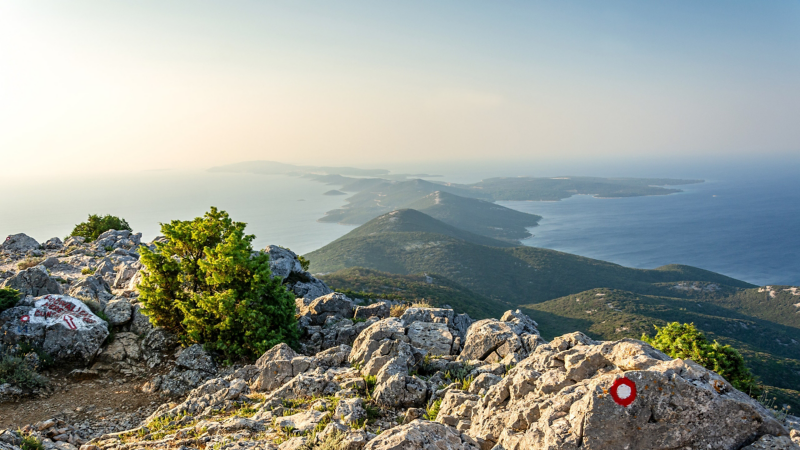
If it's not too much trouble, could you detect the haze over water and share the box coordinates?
[1,160,797,287]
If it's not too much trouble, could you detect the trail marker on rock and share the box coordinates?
[610,377,637,407]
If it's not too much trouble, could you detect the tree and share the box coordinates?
[138,207,299,361]
[69,214,132,242]
[643,322,757,393]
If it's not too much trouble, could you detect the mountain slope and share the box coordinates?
[326,209,515,248]
[306,210,754,305]
[404,191,541,242]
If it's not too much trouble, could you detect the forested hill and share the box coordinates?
[306,209,753,306]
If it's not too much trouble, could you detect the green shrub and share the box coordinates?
[138,207,299,361]
[424,399,442,421]
[81,267,96,276]
[297,254,311,272]
[69,214,131,242]
[643,322,757,393]
[19,433,44,450]
[0,288,20,313]
[0,354,49,391]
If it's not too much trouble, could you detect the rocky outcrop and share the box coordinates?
[364,420,480,450]
[459,308,544,364]
[0,295,108,365]
[467,332,791,450]
[68,275,113,306]
[266,245,332,300]
[1,265,62,297]
[0,234,40,253]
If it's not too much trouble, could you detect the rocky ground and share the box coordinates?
[1,232,799,450]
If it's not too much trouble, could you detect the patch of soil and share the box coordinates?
[0,371,162,430]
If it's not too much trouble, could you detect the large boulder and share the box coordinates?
[459,309,543,363]
[266,245,332,300]
[364,420,480,450]
[103,297,132,326]
[302,292,355,326]
[350,318,408,367]
[407,321,454,356]
[0,233,39,253]
[1,265,62,297]
[69,274,113,305]
[0,295,108,365]
[467,333,791,450]
[155,344,218,397]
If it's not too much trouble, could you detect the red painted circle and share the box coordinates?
[610,377,637,407]
[20,315,30,323]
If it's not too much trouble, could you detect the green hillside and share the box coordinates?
[326,209,515,248]
[319,267,508,319]
[306,210,753,306]
[404,191,540,242]
[523,288,800,410]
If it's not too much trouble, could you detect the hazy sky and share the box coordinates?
[1,1,798,175]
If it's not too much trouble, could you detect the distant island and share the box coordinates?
[209,160,703,244]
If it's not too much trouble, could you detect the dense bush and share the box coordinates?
[643,322,757,393]
[0,353,49,391]
[0,288,20,313]
[69,214,131,242]
[138,207,299,361]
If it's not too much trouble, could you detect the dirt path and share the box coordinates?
[0,372,162,431]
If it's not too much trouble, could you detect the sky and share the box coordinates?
[1,1,798,176]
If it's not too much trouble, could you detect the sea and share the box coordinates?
[1,160,797,286]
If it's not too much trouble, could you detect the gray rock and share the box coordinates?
[68,275,113,306]
[266,245,305,281]
[256,342,297,368]
[176,344,216,373]
[459,319,519,361]
[94,258,116,284]
[363,420,480,450]
[334,397,366,424]
[350,318,408,367]
[1,265,62,297]
[112,262,140,289]
[103,298,132,326]
[130,305,154,336]
[303,292,354,326]
[43,237,64,250]
[1,233,39,253]
[41,257,60,268]
[95,332,141,369]
[64,236,85,247]
[435,390,480,427]
[467,336,790,450]
[354,301,390,320]
[741,435,799,449]
[399,307,455,328]
[407,322,454,356]
[373,373,427,408]
[0,295,108,365]
[141,328,178,367]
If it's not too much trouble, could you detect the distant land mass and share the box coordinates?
[308,209,799,409]
[210,161,703,244]
[323,190,347,196]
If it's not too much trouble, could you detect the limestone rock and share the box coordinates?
[407,322,453,356]
[0,295,108,365]
[1,233,40,253]
[350,318,408,366]
[68,275,113,306]
[467,335,790,450]
[43,237,64,250]
[1,265,62,297]
[364,420,480,450]
[334,398,366,424]
[304,292,354,326]
[373,374,427,408]
[354,301,390,320]
[103,298,132,326]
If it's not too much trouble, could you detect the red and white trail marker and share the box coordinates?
[20,315,30,323]
[610,377,637,407]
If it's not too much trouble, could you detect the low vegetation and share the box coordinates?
[16,257,44,270]
[138,207,299,361]
[69,214,132,242]
[642,322,757,393]
[0,287,20,313]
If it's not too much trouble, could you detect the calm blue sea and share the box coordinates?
[2,162,797,286]
[500,172,800,286]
